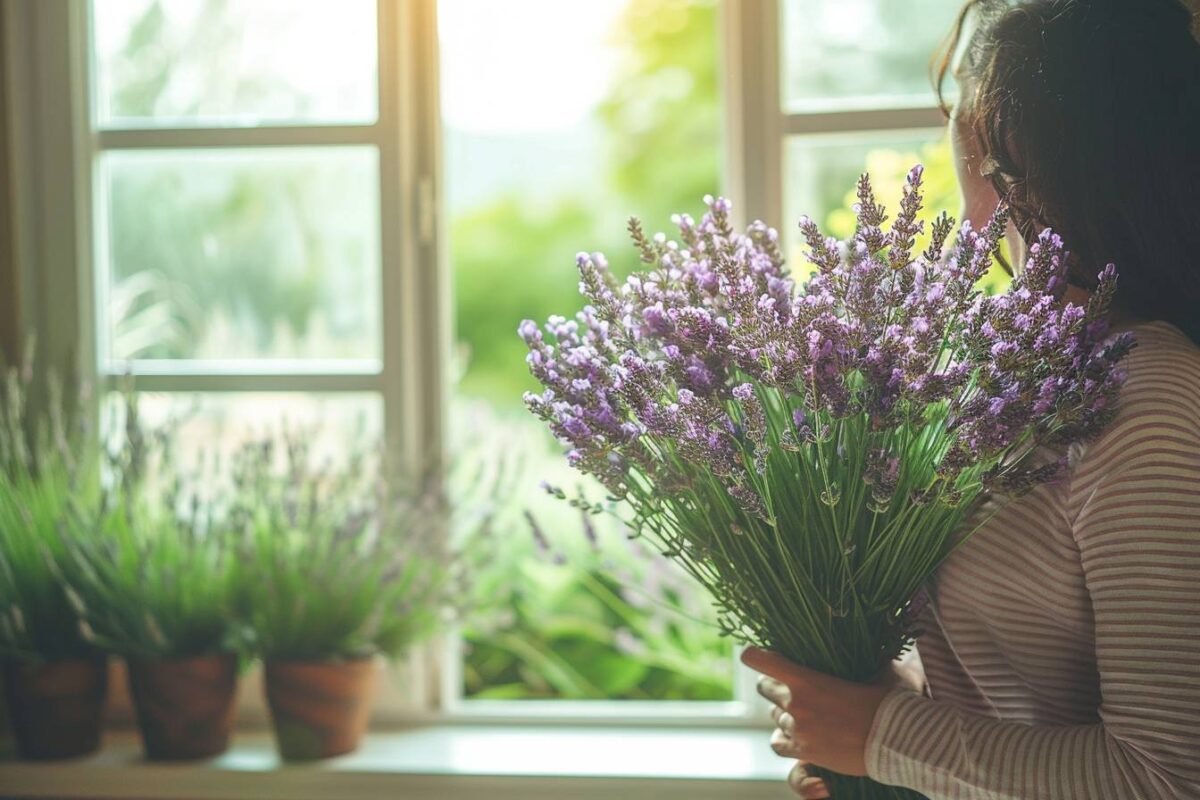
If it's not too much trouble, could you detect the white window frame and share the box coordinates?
[3,0,949,729]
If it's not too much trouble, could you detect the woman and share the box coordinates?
[742,1,1200,797]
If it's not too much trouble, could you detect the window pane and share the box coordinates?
[92,0,378,126]
[99,148,381,364]
[109,392,382,466]
[780,0,961,110]
[441,0,733,701]
[783,132,1011,294]
[783,131,958,265]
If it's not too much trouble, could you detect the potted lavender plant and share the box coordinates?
[519,168,1133,799]
[0,355,108,760]
[233,435,464,761]
[65,394,242,761]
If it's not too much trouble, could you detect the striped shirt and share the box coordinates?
[865,320,1200,799]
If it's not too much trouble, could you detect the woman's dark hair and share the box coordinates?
[935,0,1200,342]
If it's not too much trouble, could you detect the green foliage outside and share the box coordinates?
[101,0,379,361]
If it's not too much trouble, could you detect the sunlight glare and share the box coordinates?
[438,0,629,134]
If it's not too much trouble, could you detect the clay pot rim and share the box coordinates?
[2,653,108,668]
[125,651,240,666]
[263,654,381,667]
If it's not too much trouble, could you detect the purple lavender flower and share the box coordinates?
[518,167,1133,717]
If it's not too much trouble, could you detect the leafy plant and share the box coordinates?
[464,551,733,701]
[457,402,732,700]
[0,348,99,664]
[232,433,480,662]
[63,393,241,660]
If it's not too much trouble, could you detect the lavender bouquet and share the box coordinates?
[520,167,1132,799]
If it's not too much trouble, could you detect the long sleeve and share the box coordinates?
[865,376,1200,799]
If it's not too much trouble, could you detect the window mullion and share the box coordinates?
[98,358,383,377]
[101,373,384,395]
[721,0,783,232]
[381,0,446,471]
[721,0,784,720]
[782,106,945,136]
[377,0,448,717]
[95,124,383,151]
[377,0,412,470]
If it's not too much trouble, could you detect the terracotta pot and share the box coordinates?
[263,658,378,761]
[1,656,107,760]
[127,653,238,761]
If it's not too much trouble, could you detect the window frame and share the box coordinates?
[4,0,950,727]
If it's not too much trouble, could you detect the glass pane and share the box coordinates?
[99,147,381,363]
[781,0,962,110]
[108,392,382,467]
[783,131,1009,293]
[92,0,378,126]
[784,130,956,264]
[441,0,734,701]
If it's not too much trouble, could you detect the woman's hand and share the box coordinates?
[741,648,916,797]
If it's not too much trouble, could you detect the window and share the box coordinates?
[64,0,438,711]
[8,0,970,725]
[439,0,739,715]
